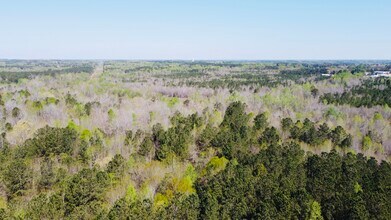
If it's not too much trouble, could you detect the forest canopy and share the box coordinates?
[0,60,390,219]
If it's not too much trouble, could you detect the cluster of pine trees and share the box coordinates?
[0,101,390,219]
[320,78,391,107]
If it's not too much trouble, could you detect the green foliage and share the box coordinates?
[308,201,323,220]
[281,117,294,131]
[44,97,59,105]
[77,140,90,163]
[84,102,92,116]
[176,176,196,194]
[5,122,12,131]
[89,128,105,146]
[139,136,154,157]
[201,156,229,177]
[67,200,108,219]
[108,108,115,121]
[305,151,388,219]
[80,129,92,141]
[11,107,21,118]
[26,193,64,219]
[125,183,137,203]
[259,126,280,146]
[0,61,390,219]
[373,112,383,121]
[65,93,78,106]
[155,194,200,219]
[0,94,4,106]
[288,118,338,147]
[197,143,308,219]
[32,100,43,111]
[362,135,372,151]
[211,102,251,159]
[221,101,249,132]
[320,78,391,107]
[113,88,142,99]
[154,113,201,160]
[0,208,7,219]
[332,71,355,81]
[3,159,31,197]
[64,168,109,214]
[330,126,351,148]
[253,112,268,130]
[163,97,179,108]
[18,89,31,98]
[23,125,79,157]
[185,164,198,182]
[0,62,94,82]
[124,130,133,146]
[324,106,343,119]
[74,103,87,118]
[196,123,218,150]
[106,154,126,180]
[66,120,80,131]
[38,157,55,191]
[311,86,319,98]
[154,192,170,207]
[107,198,152,220]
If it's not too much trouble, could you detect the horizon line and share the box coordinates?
[1,58,391,62]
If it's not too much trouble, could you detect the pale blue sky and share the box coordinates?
[1,0,390,60]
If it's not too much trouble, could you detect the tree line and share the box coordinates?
[320,78,391,107]
[0,101,389,219]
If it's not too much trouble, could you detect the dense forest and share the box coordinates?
[0,60,95,83]
[320,78,391,107]
[0,60,390,219]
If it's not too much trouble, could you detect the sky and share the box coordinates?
[0,0,390,60]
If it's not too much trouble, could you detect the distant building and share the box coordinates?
[366,71,391,78]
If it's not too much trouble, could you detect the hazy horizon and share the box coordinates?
[1,59,391,62]
[1,0,390,60]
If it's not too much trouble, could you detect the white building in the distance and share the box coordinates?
[365,71,391,78]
